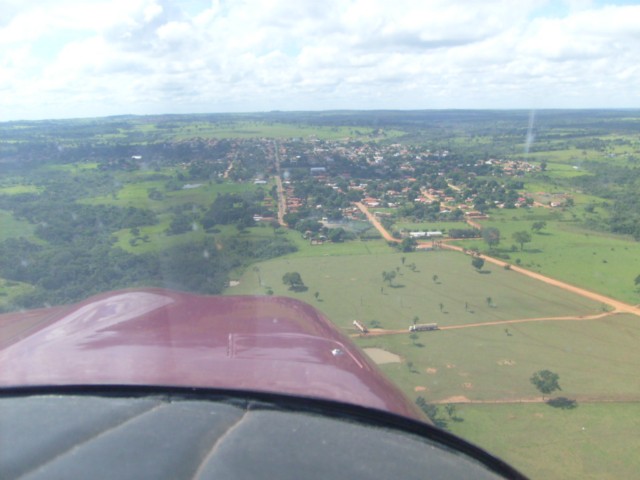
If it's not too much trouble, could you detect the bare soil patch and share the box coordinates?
[363,347,401,364]
[439,395,471,403]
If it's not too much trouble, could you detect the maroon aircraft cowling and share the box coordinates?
[0,289,422,420]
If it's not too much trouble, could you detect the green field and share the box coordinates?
[228,250,602,330]
[449,402,640,480]
[165,121,405,141]
[356,314,640,402]
[0,209,37,242]
[0,279,36,312]
[0,185,43,195]
[82,180,259,210]
[391,221,470,232]
[227,248,639,479]
[454,210,640,303]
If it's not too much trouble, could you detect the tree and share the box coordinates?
[328,227,346,243]
[482,227,501,250]
[530,370,561,400]
[445,403,457,419]
[486,296,492,307]
[512,231,532,251]
[634,274,640,288]
[166,214,193,235]
[415,396,447,429]
[432,274,438,283]
[531,221,546,233]
[472,256,485,271]
[399,237,417,252]
[382,270,396,286]
[282,272,306,291]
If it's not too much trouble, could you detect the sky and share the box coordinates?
[1,0,640,120]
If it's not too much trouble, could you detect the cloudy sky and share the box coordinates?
[2,0,639,120]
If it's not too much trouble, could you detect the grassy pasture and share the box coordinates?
[112,217,207,254]
[356,313,640,402]
[0,279,36,311]
[227,250,601,332]
[283,232,391,258]
[448,402,640,480]
[0,185,43,195]
[80,180,166,209]
[543,162,595,179]
[391,221,470,232]
[166,121,405,141]
[42,162,99,172]
[227,247,639,480]
[0,209,37,242]
[81,179,257,210]
[456,212,640,303]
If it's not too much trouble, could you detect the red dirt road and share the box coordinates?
[355,201,640,317]
[355,202,399,243]
[440,242,640,317]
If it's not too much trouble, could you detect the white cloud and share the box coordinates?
[1,0,639,120]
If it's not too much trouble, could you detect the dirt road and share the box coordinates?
[440,242,640,317]
[355,202,399,243]
[351,311,616,338]
[355,200,640,317]
[275,175,287,226]
[273,141,288,227]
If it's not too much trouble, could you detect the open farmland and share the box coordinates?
[448,402,640,480]
[227,250,602,331]
[3,110,640,479]
[453,210,640,304]
[227,245,640,479]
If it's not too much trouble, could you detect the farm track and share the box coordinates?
[440,242,640,317]
[355,201,640,318]
[273,141,288,227]
[355,202,399,243]
[351,312,617,338]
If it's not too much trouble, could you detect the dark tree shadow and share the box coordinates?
[547,397,578,409]
[289,285,308,292]
[389,284,405,288]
